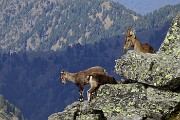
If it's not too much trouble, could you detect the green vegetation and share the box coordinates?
[0,94,24,120]
[0,0,179,53]
[0,0,179,119]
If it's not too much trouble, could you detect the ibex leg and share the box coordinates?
[87,87,96,103]
[78,86,84,102]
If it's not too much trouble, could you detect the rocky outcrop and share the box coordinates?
[113,13,180,119]
[48,13,180,120]
[94,84,180,120]
[48,101,106,120]
[115,13,180,90]
[49,83,180,120]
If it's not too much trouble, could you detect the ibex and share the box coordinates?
[85,72,118,103]
[60,66,107,101]
[123,27,155,53]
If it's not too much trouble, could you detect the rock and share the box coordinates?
[75,109,106,120]
[48,13,180,120]
[159,13,180,56]
[48,84,180,120]
[115,50,180,90]
[48,101,79,120]
[48,101,106,120]
[115,13,180,90]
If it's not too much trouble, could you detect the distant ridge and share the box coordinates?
[113,0,180,15]
[0,0,179,53]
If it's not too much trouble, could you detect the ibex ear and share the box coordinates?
[130,30,136,38]
[126,27,131,35]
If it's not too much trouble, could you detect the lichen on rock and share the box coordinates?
[48,13,180,120]
[113,12,180,119]
[93,84,180,119]
[115,13,180,90]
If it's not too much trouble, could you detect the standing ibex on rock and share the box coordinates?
[85,73,118,103]
[60,66,107,101]
[123,27,155,53]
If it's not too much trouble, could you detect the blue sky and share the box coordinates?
[113,0,180,15]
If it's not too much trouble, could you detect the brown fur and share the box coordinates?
[123,27,155,54]
[85,73,118,102]
[60,66,107,101]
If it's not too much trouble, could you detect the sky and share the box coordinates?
[113,0,180,15]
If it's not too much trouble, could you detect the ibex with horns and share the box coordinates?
[123,27,155,53]
[60,66,107,101]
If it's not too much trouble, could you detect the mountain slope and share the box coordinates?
[0,1,179,120]
[0,0,179,53]
[138,4,180,30]
[48,12,180,120]
[0,0,140,53]
[113,0,180,15]
[0,24,169,120]
[0,94,24,120]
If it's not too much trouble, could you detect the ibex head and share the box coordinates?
[60,71,68,84]
[122,27,136,51]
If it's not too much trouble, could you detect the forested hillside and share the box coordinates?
[0,24,170,120]
[139,4,180,29]
[113,0,180,15]
[0,94,24,120]
[0,0,139,53]
[0,0,180,120]
[0,0,179,53]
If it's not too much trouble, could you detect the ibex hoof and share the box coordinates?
[78,97,84,102]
